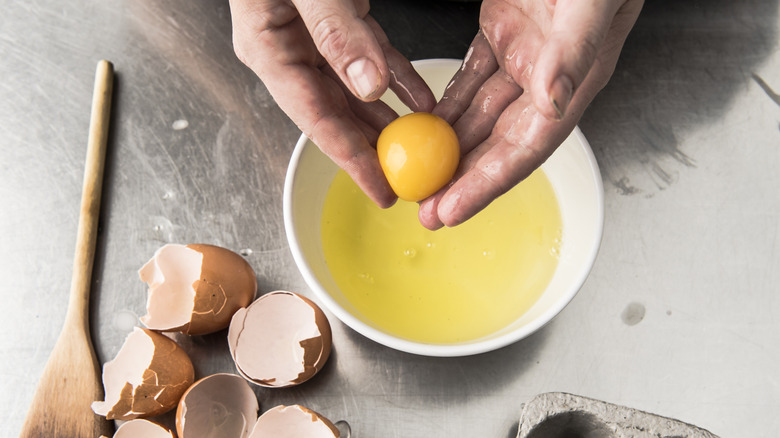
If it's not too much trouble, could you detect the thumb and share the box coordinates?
[531,0,622,120]
[293,0,389,101]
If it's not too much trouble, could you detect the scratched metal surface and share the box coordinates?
[2,0,779,437]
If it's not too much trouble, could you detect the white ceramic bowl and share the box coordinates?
[283,59,604,357]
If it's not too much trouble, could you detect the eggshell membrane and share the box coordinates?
[176,373,259,438]
[249,405,339,438]
[111,419,175,438]
[92,327,195,420]
[140,243,257,335]
[227,291,332,388]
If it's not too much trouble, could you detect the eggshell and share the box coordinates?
[139,243,257,335]
[249,405,339,438]
[227,291,332,388]
[176,373,259,438]
[92,327,195,420]
[111,419,175,438]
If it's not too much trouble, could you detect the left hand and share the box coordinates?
[229,0,436,208]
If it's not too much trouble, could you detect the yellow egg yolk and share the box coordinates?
[377,112,460,202]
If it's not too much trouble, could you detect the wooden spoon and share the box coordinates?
[19,60,115,438]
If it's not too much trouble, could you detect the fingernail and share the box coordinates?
[418,199,444,231]
[347,58,382,100]
[549,75,573,120]
[437,191,465,228]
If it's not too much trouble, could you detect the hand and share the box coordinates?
[229,0,436,207]
[419,0,644,229]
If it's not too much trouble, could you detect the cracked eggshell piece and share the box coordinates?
[111,419,175,438]
[92,327,195,420]
[176,373,259,438]
[139,243,257,335]
[227,291,332,388]
[249,405,339,438]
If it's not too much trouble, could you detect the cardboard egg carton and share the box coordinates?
[517,392,719,438]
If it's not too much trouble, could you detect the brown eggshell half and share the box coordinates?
[249,405,339,438]
[227,291,332,388]
[176,373,259,438]
[139,243,257,335]
[92,327,195,420]
[111,419,175,438]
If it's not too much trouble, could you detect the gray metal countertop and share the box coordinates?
[2,0,779,436]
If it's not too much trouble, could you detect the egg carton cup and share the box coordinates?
[517,392,719,438]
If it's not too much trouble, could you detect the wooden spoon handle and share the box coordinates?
[66,59,114,329]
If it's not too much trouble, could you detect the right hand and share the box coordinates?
[418,0,643,229]
[229,0,436,207]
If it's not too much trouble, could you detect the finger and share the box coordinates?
[478,3,546,91]
[365,16,437,113]
[313,102,396,208]
[417,185,447,230]
[293,0,389,101]
[530,0,624,120]
[348,96,399,135]
[432,31,498,124]
[229,0,311,75]
[322,64,398,135]
[417,69,521,230]
[437,95,574,227]
[345,110,382,153]
[451,69,523,155]
[281,65,397,207]
[323,15,435,134]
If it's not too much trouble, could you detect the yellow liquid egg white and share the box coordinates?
[321,170,562,344]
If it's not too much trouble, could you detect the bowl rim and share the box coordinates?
[283,58,604,357]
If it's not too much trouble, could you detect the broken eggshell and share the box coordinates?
[249,405,339,438]
[139,243,257,335]
[92,327,195,420]
[176,373,259,438]
[228,291,332,388]
[109,419,175,438]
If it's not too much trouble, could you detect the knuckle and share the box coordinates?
[577,35,601,64]
[475,163,511,198]
[232,30,267,75]
[355,0,370,18]
[231,2,296,72]
[232,36,252,66]
[582,57,615,100]
[593,61,615,91]
[571,34,602,80]
[311,15,350,63]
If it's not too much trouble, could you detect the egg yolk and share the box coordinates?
[377,112,460,202]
